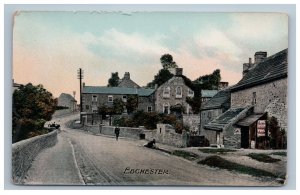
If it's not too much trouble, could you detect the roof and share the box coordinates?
[231,48,288,92]
[236,113,265,127]
[201,89,231,110]
[58,93,76,101]
[201,90,218,98]
[118,78,140,88]
[204,107,247,131]
[83,86,155,96]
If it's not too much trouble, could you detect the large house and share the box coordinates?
[155,68,195,115]
[204,48,288,149]
[57,93,77,112]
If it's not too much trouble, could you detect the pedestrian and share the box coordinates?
[115,125,120,141]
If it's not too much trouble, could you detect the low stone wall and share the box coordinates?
[52,109,76,118]
[12,130,58,184]
[83,125,144,140]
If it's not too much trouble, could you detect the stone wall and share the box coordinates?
[231,78,287,113]
[83,125,144,139]
[12,130,58,184]
[182,114,200,133]
[138,95,155,112]
[265,98,288,131]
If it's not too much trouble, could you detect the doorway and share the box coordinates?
[241,127,249,148]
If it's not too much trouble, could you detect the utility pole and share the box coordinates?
[77,68,84,123]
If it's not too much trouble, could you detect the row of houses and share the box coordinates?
[81,48,288,149]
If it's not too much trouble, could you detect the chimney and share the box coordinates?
[124,72,130,79]
[254,51,267,64]
[175,68,183,76]
[249,58,252,64]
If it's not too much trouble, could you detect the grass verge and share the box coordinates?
[269,152,287,157]
[171,150,198,161]
[247,153,281,163]
[198,148,236,154]
[198,155,277,178]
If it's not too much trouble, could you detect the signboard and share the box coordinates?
[257,120,266,137]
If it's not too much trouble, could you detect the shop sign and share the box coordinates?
[257,120,266,137]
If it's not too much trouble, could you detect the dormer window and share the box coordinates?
[163,87,170,98]
[176,86,182,98]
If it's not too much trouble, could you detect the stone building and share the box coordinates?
[57,93,77,112]
[118,72,140,88]
[204,48,288,149]
[82,85,155,114]
[200,89,231,146]
[155,68,194,115]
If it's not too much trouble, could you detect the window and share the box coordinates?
[188,89,194,97]
[147,106,152,112]
[92,109,98,113]
[163,87,170,98]
[163,103,170,114]
[122,95,127,102]
[85,105,89,110]
[92,95,98,102]
[176,86,182,98]
[108,95,113,102]
[252,92,256,105]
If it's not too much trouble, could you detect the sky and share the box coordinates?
[13,11,288,101]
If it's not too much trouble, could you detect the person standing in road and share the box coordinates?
[115,126,120,141]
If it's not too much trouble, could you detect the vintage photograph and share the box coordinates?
[12,11,288,186]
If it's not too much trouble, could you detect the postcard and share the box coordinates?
[12,11,288,186]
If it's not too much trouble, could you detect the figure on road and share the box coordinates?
[115,126,120,141]
[144,139,156,149]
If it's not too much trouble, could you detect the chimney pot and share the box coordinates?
[175,68,183,76]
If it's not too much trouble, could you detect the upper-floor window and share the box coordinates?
[147,106,152,112]
[163,87,170,98]
[188,89,194,97]
[252,92,256,105]
[176,86,182,98]
[108,95,113,102]
[92,95,98,102]
[85,105,89,110]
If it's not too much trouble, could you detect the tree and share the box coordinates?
[12,83,57,142]
[146,69,174,88]
[194,69,221,90]
[107,72,120,87]
[113,98,125,114]
[160,54,178,69]
[126,95,138,114]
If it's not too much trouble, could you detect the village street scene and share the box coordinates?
[12,12,288,186]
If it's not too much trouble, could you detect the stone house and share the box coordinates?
[204,48,288,149]
[57,93,77,112]
[82,85,155,114]
[155,68,195,115]
[118,72,140,88]
[200,89,231,145]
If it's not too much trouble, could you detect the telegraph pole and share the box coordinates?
[77,68,84,123]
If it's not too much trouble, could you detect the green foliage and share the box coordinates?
[160,54,178,69]
[268,116,283,149]
[126,95,138,114]
[12,83,57,142]
[113,98,125,114]
[186,96,202,114]
[107,72,120,87]
[146,69,174,88]
[194,69,221,90]
[247,153,281,163]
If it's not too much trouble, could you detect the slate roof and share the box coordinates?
[236,113,265,127]
[201,89,231,110]
[83,86,155,96]
[231,48,288,92]
[204,107,246,131]
[201,90,218,98]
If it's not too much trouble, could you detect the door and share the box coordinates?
[241,127,249,148]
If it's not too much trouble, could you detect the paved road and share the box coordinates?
[24,114,276,186]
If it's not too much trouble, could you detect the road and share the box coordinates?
[24,114,276,186]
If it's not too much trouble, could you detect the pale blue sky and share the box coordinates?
[13,12,288,100]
